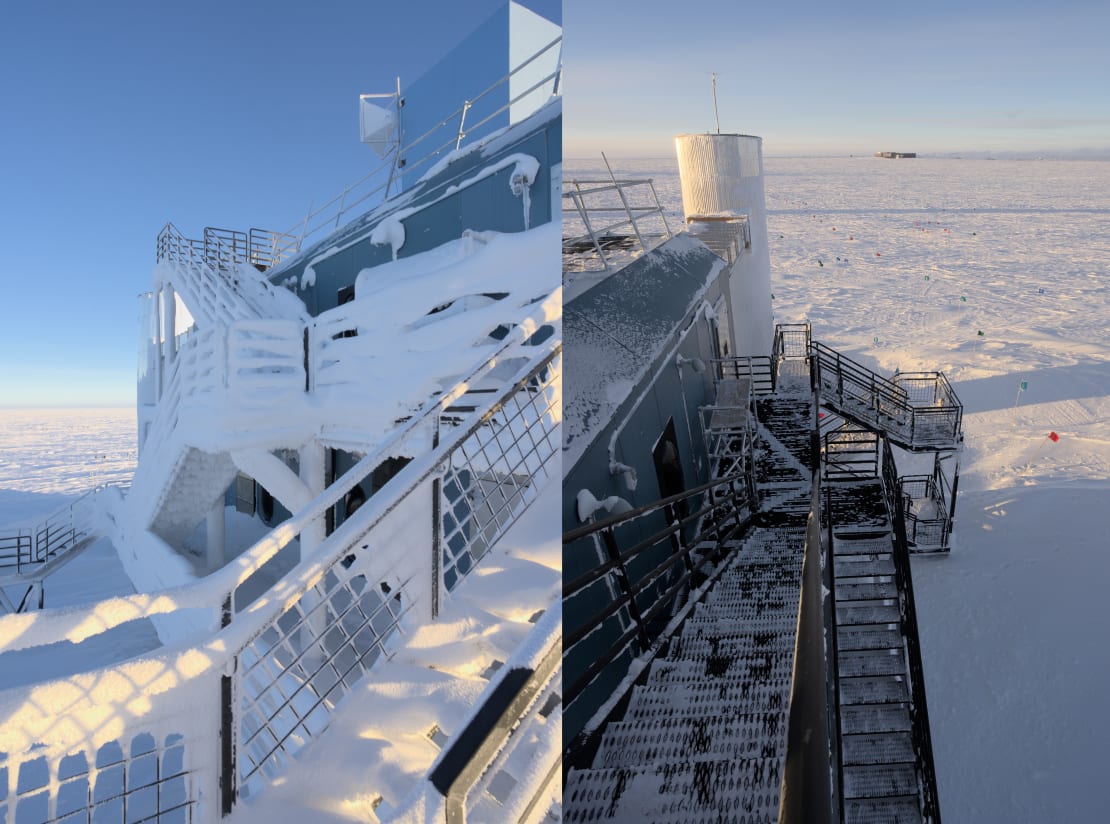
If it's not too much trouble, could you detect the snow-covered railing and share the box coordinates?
[155,224,305,328]
[0,337,560,821]
[287,34,562,253]
[137,326,225,457]
[0,489,104,613]
[562,178,673,273]
[156,224,295,273]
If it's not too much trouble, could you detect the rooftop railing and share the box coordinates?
[285,35,562,256]
[562,178,673,273]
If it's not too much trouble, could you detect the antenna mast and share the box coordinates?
[711,72,721,134]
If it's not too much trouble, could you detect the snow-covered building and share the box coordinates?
[562,134,961,822]
[0,4,563,821]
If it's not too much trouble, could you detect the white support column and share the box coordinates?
[298,440,327,561]
[298,439,328,664]
[162,283,177,371]
[206,497,225,572]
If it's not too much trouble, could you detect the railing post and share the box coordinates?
[219,595,236,816]
[601,529,651,650]
[455,100,471,150]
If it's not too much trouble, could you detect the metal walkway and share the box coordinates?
[563,336,946,822]
[563,371,814,822]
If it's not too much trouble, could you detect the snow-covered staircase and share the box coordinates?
[563,370,815,821]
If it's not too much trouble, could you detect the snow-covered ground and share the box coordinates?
[568,154,1110,822]
[0,407,135,523]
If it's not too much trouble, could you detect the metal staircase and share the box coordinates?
[563,361,814,822]
[563,325,951,822]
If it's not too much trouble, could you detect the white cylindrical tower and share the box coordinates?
[675,133,772,356]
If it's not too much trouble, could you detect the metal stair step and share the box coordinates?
[843,795,923,824]
[840,702,912,735]
[835,556,896,577]
[836,580,899,601]
[841,731,916,766]
[834,536,894,555]
[837,625,903,651]
[623,680,792,723]
[842,763,920,799]
[667,630,796,661]
[593,712,787,768]
[837,602,901,626]
[649,651,792,685]
[839,649,907,678]
[839,676,910,705]
[564,757,782,823]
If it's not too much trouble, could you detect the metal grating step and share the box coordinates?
[594,712,787,768]
[837,602,901,626]
[839,649,907,678]
[842,763,920,799]
[623,679,792,723]
[838,625,903,651]
[840,702,912,735]
[843,795,923,824]
[836,580,899,601]
[841,731,916,766]
[649,652,792,686]
[839,676,910,705]
[834,536,894,556]
[667,629,796,661]
[836,556,896,577]
[564,757,782,823]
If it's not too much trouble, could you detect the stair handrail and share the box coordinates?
[712,354,776,395]
[285,34,562,254]
[880,437,942,822]
[0,340,561,822]
[0,296,560,654]
[563,473,754,718]
[0,487,103,577]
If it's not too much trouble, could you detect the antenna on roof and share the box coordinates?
[711,72,721,134]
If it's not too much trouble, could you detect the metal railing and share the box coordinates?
[822,427,880,481]
[898,453,954,553]
[562,178,672,273]
[713,355,776,395]
[286,35,562,255]
[156,223,295,272]
[0,341,561,822]
[0,487,101,577]
[880,437,943,822]
[562,473,754,735]
[811,342,963,451]
[774,322,813,363]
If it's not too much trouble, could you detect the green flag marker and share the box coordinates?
[960,296,967,302]
[1020,380,1028,391]
[977,330,984,337]
[925,275,930,281]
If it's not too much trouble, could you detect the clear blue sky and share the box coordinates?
[564,0,1110,158]
[0,0,558,408]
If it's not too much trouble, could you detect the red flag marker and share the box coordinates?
[1048,431,1060,442]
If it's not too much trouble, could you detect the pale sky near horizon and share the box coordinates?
[564,0,1110,157]
[0,0,558,408]
[2,0,1106,409]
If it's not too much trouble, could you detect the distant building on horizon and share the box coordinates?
[875,150,917,158]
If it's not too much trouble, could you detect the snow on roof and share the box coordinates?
[563,233,724,471]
